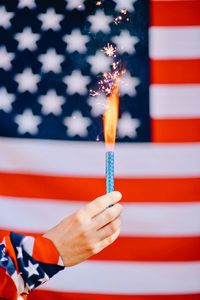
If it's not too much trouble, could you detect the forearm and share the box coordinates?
[0,233,64,299]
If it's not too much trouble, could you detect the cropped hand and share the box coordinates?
[44,191,122,267]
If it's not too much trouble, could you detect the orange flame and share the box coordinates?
[103,84,119,149]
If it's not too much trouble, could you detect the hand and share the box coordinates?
[44,191,122,267]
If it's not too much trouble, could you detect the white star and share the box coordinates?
[18,0,36,9]
[14,109,42,135]
[0,47,15,71]
[120,72,140,97]
[87,94,107,117]
[63,111,91,137]
[88,10,112,33]
[15,68,40,93]
[118,112,140,138]
[87,51,112,74]
[0,6,14,29]
[114,0,137,12]
[63,70,90,95]
[0,87,15,112]
[112,30,139,54]
[15,27,40,51]
[38,90,65,115]
[38,49,65,73]
[16,247,23,259]
[66,0,85,10]
[63,29,89,53]
[38,8,64,31]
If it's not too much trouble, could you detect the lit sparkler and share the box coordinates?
[92,1,130,193]
[104,83,119,193]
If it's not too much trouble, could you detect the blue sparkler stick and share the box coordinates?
[106,151,114,193]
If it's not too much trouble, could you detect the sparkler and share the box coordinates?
[91,1,130,193]
[104,84,119,193]
[90,42,124,194]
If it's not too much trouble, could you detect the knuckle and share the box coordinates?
[75,210,87,228]
[96,201,103,212]
[110,219,121,233]
[87,242,96,255]
[105,209,113,220]
[107,222,116,235]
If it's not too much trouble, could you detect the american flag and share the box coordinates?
[0,0,200,299]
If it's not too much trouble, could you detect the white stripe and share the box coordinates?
[40,261,200,294]
[1,196,200,236]
[150,26,200,59]
[0,137,200,177]
[150,85,200,118]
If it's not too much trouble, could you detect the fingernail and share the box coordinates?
[111,191,122,200]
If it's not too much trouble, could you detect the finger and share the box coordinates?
[95,229,120,254]
[94,203,122,230]
[85,191,122,218]
[96,216,121,241]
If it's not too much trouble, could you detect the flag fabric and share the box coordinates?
[0,0,200,299]
[0,233,64,299]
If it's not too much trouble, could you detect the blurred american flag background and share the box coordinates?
[0,0,200,299]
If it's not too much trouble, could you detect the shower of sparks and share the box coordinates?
[90,61,125,97]
[90,43,126,96]
[98,67,125,95]
[91,4,129,96]
[102,43,117,57]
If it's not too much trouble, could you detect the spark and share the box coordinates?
[114,15,122,25]
[102,43,116,57]
[121,9,128,15]
[90,90,100,97]
[90,48,126,96]
[112,61,120,70]
[96,0,102,6]
[96,66,126,96]
[114,8,130,25]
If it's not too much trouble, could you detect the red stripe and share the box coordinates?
[151,59,200,84]
[151,119,200,143]
[151,0,200,26]
[1,172,199,202]
[0,173,200,202]
[0,267,18,300]
[29,290,200,300]
[33,236,60,265]
[93,236,200,262]
[1,230,200,262]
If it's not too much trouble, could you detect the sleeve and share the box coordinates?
[0,232,65,299]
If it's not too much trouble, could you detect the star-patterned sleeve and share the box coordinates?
[0,232,64,299]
